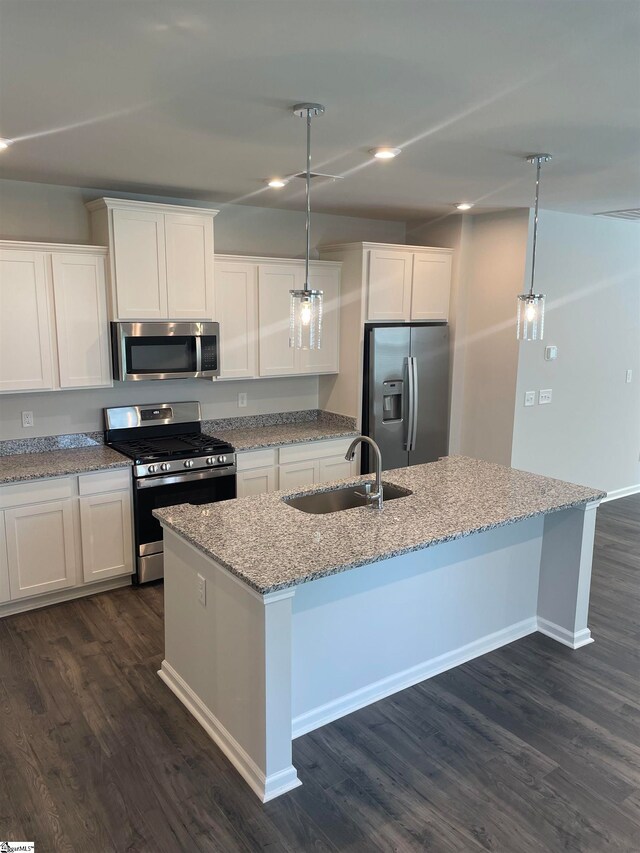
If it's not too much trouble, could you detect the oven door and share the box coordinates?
[133,466,236,583]
[112,321,220,381]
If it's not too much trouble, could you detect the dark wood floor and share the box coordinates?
[1,495,639,852]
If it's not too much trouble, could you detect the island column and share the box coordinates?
[158,529,301,802]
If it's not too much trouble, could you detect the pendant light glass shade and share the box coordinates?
[517,154,551,342]
[290,288,323,349]
[289,103,324,349]
[517,293,545,341]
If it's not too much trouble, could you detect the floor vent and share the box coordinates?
[594,208,640,221]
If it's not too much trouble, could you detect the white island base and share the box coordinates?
[158,498,599,801]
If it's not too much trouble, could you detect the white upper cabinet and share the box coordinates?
[356,243,452,323]
[165,213,215,319]
[0,243,112,394]
[87,198,218,321]
[111,207,167,319]
[0,249,54,392]
[51,252,111,388]
[257,264,299,377]
[367,249,414,321]
[215,259,258,379]
[411,251,453,321]
[257,259,341,378]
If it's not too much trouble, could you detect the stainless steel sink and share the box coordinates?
[283,481,412,514]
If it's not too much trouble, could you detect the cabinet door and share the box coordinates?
[79,490,133,582]
[165,213,215,319]
[215,261,258,379]
[0,512,9,604]
[258,265,298,376]
[5,500,76,599]
[411,252,452,321]
[236,467,277,498]
[318,456,355,483]
[367,250,413,321]
[51,252,111,388]
[279,460,319,490]
[112,208,167,319]
[299,266,340,375]
[0,250,54,392]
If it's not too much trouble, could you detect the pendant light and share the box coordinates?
[289,103,324,350]
[517,153,552,341]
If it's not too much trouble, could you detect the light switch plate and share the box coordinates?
[539,389,552,405]
[626,369,633,383]
[544,346,558,361]
[197,573,206,606]
[524,391,536,407]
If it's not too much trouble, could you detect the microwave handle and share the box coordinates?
[195,336,202,373]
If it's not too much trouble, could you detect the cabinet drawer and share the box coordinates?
[278,438,355,465]
[78,468,131,495]
[0,476,75,509]
[236,448,277,471]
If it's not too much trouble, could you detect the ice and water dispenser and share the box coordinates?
[382,379,403,422]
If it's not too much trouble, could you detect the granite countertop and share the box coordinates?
[214,420,359,452]
[0,446,132,485]
[154,455,606,595]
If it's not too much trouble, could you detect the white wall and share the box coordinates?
[511,210,640,496]
[452,210,530,466]
[0,178,405,439]
[0,376,318,440]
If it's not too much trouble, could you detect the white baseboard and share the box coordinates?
[292,617,538,739]
[537,617,593,649]
[158,660,301,803]
[601,484,640,503]
[0,575,132,619]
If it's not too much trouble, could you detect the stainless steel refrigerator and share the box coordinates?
[362,324,450,472]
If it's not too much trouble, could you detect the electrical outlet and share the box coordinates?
[539,389,553,405]
[524,391,536,407]
[626,369,633,384]
[197,573,206,606]
[238,392,247,408]
[21,411,34,428]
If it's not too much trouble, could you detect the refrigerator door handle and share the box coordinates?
[410,355,419,452]
[404,356,413,450]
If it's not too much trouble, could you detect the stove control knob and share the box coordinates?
[184,459,194,469]
[218,455,227,464]
[206,456,216,465]
[160,463,170,472]
[148,464,158,474]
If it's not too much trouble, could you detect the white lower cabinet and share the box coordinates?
[236,437,358,498]
[79,490,133,582]
[0,468,134,616]
[5,499,77,599]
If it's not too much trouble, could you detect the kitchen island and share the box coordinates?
[154,456,605,801]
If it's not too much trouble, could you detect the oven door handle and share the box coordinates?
[136,465,236,489]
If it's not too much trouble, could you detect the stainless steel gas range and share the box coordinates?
[104,401,236,583]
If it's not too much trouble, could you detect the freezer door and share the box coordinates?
[368,326,411,471]
[409,325,449,465]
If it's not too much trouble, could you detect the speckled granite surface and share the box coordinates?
[154,455,606,595]
[204,410,358,451]
[0,446,132,484]
[0,432,104,456]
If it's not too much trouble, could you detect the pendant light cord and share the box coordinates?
[305,108,311,292]
[529,157,541,297]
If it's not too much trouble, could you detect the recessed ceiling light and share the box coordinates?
[266,178,288,188]
[0,138,12,151]
[371,147,401,160]
[456,202,473,210]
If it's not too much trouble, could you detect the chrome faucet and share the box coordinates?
[345,436,384,510]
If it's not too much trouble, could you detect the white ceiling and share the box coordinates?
[1,0,639,221]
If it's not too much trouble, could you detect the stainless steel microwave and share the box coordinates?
[111,321,220,381]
